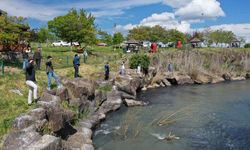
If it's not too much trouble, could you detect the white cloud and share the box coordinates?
[174,0,225,21]
[0,0,162,21]
[116,12,191,34]
[163,0,192,8]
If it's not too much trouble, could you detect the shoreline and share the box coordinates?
[2,65,249,150]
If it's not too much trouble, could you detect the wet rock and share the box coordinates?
[162,79,171,86]
[231,76,246,81]
[65,78,96,100]
[83,144,94,150]
[115,75,143,97]
[3,126,41,150]
[56,87,70,101]
[26,135,61,150]
[124,99,149,107]
[12,115,34,131]
[175,74,194,85]
[98,90,122,114]
[120,91,136,100]
[246,73,250,79]
[28,108,46,121]
[211,76,225,84]
[192,73,212,84]
[222,73,231,81]
[79,121,93,129]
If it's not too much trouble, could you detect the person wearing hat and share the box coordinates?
[25,58,38,105]
[46,56,62,90]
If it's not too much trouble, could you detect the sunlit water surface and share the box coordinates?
[94,80,250,150]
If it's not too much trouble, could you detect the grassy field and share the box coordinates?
[0,45,123,143]
[0,45,250,143]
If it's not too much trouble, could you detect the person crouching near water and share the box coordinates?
[104,62,110,80]
[25,58,38,106]
[46,56,62,90]
[73,54,80,78]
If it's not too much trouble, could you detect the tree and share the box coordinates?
[0,11,30,45]
[113,32,124,45]
[208,29,236,46]
[97,30,113,45]
[127,26,186,43]
[48,9,96,47]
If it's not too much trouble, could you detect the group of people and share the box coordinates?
[24,49,62,105]
[23,47,42,70]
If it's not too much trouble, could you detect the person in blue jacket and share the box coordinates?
[73,54,80,78]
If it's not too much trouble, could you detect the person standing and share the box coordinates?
[83,49,88,63]
[73,54,80,78]
[33,48,42,70]
[104,62,110,80]
[120,61,125,75]
[46,56,62,90]
[25,59,38,105]
[22,48,30,70]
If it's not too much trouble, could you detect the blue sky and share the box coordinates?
[1,0,250,41]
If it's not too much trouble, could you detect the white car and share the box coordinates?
[52,40,70,47]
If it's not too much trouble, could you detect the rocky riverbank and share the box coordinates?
[2,63,250,150]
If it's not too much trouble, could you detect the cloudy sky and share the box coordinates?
[1,0,250,41]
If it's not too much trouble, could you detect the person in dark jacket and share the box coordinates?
[33,48,42,70]
[25,59,38,105]
[104,62,110,80]
[46,56,62,90]
[73,54,80,78]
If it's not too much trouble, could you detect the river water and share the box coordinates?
[93,80,250,150]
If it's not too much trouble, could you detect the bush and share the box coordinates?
[244,43,250,48]
[129,54,150,73]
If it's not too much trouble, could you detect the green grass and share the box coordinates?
[0,44,122,142]
[1,44,250,144]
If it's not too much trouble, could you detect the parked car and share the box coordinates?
[71,42,80,46]
[142,41,151,47]
[157,42,166,48]
[97,43,107,47]
[52,40,70,47]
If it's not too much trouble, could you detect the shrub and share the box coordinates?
[129,54,150,73]
[244,43,250,48]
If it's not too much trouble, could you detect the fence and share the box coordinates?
[0,60,4,77]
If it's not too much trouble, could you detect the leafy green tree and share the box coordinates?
[48,9,96,47]
[129,54,150,74]
[98,30,113,45]
[208,29,236,45]
[113,32,124,45]
[127,26,186,43]
[0,12,30,45]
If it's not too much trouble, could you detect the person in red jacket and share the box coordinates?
[150,42,157,53]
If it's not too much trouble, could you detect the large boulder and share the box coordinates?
[46,107,64,132]
[40,91,61,102]
[56,87,70,101]
[26,135,61,150]
[11,115,34,131]
[191,72,213,84]
[115,75,143,97]
[28,108,46,121]
[3,126,41,150]
[165,72,194,85]
[98,90,122,114]
[65,78,96,100]
[211,76,225,84]
[124,99,149,107]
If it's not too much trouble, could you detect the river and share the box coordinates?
[94,80,250,150]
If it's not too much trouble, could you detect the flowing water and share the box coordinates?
[93,80,250,150]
